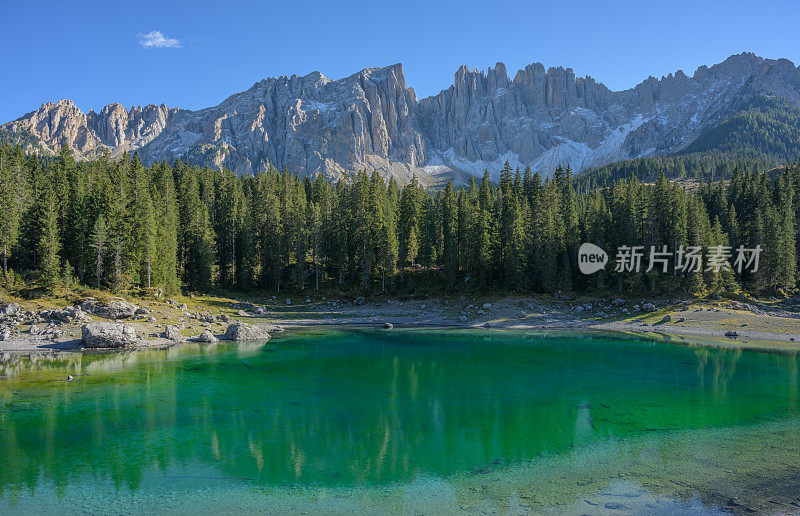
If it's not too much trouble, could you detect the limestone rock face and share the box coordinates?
[221,322,274,342]
[4,100,178,161]
[82,322,138,348]
[4,53,800,183]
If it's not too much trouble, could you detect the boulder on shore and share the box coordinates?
[221,322,276,342]
[197,330,219,343]
[164,325,184,342]
[80,299,137,320]
[1,303,20,317]
[82,322,138,348]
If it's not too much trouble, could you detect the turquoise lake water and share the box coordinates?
[2,329,800,514]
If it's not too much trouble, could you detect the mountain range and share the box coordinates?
[3,52,800,184]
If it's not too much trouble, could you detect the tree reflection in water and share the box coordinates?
[1,329,798,501]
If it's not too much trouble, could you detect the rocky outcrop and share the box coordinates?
[4,53,800,183]
[82,322,138,348]
[221,322,276,342]
[4,100,179,160]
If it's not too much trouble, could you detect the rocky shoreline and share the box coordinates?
[2,293,799,354]
[0,297,285,353]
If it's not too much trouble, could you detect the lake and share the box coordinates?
[1,329,800,514]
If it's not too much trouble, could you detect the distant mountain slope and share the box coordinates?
[682,96,800,160]
[3,52,800,183]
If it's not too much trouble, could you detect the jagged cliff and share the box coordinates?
[4,53,800,184]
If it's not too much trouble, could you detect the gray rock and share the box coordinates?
[7,54,800,185]
[1,303,20,317]
[82,322,137,348]
[383,323,393,329]
[221,322,275,342]
[164,325,183,342]
[611,298,626,306]
[725,330,740,338]
[659,315,672,323]
[178,303,188,311]
[135,307,151,315]
[80,299,137,319]
[642,303,656,312]
[197,330,218,343]
[459,315,468,323]
[482,303,492,309]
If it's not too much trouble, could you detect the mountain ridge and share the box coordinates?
[4,52,800,184]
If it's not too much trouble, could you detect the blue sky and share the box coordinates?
[2,0,799,122]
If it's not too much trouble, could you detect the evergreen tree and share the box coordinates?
[90,214,108,290]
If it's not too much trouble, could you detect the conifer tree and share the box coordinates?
[0,148,23,284]
[90,214,108,289]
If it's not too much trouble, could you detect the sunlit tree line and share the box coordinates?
[0,143,798,295]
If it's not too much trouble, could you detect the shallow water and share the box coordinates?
[1,329,800,513]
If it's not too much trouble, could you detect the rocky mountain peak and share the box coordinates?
[4,53,800,184]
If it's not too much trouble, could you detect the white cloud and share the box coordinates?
[137,30,182,49]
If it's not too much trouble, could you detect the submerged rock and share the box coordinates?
[82,322,137,348]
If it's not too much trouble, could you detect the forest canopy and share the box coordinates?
[1,143,798,297]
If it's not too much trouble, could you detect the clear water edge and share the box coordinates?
[2,328,800,514]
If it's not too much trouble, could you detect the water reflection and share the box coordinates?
[0,330,799,502]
